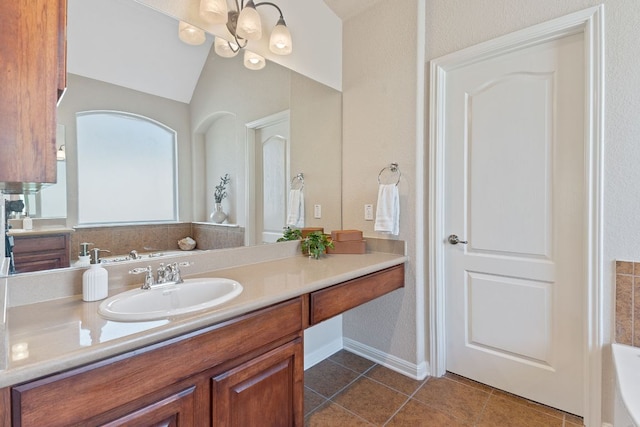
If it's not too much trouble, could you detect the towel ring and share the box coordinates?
[291,173,304,190]
[378,163,401,186]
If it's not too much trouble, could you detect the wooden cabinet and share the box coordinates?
[12,233,70,273]
[6,263,404,426]
[0,0,67,193]
[99,386,198,427]
[213,339,303,426]
[11,298,304,426]
[309,264,405,325]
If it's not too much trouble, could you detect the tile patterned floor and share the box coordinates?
[304,350,584,426]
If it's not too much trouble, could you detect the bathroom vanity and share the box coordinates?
[0,249,405,426]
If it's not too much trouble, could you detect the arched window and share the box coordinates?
[76,111,177,225]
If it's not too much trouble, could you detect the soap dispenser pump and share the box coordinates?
[77,242,93,267]
[82,248,108,302]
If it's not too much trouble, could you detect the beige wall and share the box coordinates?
[342,0,640,422]
[290,72,343,232]
[189,53,291,225]
[342,0,421,366]
[190,51,343,236]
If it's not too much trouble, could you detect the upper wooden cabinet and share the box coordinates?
[0,0,67,193]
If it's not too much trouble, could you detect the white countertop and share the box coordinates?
[7,227,74,236]
[1,252,406,388]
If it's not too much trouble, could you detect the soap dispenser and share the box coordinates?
[76,242,93,267]
[82,248,108,302]
[22,213,32,230]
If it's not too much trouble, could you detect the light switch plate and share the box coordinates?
[314,204,321,219]
[364,204,374,221]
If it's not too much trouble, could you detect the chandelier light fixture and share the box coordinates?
[199,0,293,69]
[178,21,206,45]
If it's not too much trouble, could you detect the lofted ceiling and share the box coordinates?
[67,0,213,103]
[67,0,378,103]
[322,0,386,21]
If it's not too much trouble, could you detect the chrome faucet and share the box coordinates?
[156,263,167,284]
[129,262,192,289]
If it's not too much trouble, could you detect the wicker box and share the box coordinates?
[301,227,324,238]
[327,240,366,254]
[330,229,363,242]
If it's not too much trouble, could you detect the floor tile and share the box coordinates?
[332,377,408,425]
[304,387,327,416]
[491,389,564,420]
[304,359,360,398]
[304,351,581,427]
[444,371,494,393]
[564,412,584,425]
[477,394,563,427]
[412,377,490,424]
[365,365,425,395]
[386,398,471,427]
[304,402,373,426]
[328,349,376,373]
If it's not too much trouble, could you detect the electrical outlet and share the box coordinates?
[364,204,374,221]
[314,204,322,219]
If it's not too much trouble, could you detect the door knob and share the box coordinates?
[448,234,468,245]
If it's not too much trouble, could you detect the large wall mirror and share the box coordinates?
[11,0,342,276]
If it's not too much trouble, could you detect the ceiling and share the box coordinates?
[67,0,380,103]
[322,0,386,21]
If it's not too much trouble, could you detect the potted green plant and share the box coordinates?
[301,231,334,259]
[277,227,302,242]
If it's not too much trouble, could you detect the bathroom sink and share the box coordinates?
[98,278,243,321]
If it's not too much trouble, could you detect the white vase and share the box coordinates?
[210,202,227,223]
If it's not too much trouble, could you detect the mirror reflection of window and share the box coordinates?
[76,111,178,225]
[38,161,67,218]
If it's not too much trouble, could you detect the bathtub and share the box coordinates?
[612,343,640,427]
[100,250,201,264]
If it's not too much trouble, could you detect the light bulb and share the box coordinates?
[269,17,292,55]
[244,50,266,70]
[236,0,262,41]
[215,37,239,58]
[178,21,206,46]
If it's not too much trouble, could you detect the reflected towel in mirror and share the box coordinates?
[374,184,399,235]
[287,189,305,228]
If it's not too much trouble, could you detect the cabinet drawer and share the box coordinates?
[12,235,68,253]
[12,234,70,273]
[310,264,404,325]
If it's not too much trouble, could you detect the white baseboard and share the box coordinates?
[343,337,429,380]
[304,336,343,370]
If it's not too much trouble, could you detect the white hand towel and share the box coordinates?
[374,184,399,235]
[286,189,305,228]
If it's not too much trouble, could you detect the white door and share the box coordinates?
[255,119,289,243]
[444,32,585,415]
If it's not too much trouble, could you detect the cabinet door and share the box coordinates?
[212,339,303,426]
[12,234,70,273]
[0,0,60,189]
[100,386,196,427]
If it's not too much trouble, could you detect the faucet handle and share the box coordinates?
[170,261,193,284]
[129,266,154,289]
